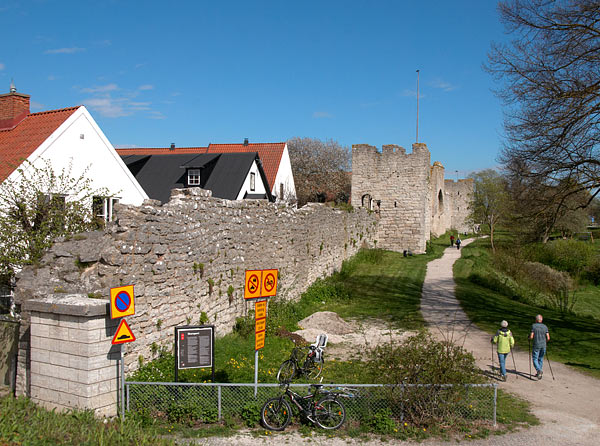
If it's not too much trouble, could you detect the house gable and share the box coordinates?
[6,106,148,206]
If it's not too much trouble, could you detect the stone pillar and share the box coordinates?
[22,294,119,416]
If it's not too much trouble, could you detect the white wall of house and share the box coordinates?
[272,143,296,202]
[236,160,268,200]
[5,107,148,206]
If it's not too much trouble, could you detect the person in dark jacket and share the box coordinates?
[529,314,550,380]
[492,320,515,381]
[456,237,462,250]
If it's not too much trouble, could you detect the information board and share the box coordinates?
[175,326,214,370]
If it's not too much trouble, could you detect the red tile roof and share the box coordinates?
[0,107,79,182]
[116,142,286,190]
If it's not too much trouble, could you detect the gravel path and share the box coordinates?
[187,241,600,445]
[421,239,600,445]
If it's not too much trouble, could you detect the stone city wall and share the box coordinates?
[351,143,431,253]
[444,178,474,233]
[15,188,377,400]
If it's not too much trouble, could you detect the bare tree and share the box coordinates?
[487,0,600,210]
[287,137,351,207]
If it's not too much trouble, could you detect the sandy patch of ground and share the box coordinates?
[293,311,415,360]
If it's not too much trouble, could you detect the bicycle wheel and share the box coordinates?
[261,397,292,431]
[277,360,296,383]
[314,397,346,430]
[304,356,323,380]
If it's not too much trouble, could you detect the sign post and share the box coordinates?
[244,269,277,396]
[110,285,136,420]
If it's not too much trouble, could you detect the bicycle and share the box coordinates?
[277,334,327,383]
[261,383,356,431]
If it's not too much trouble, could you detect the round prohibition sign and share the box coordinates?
[247,274,260,293]
[263,273,276,293]
[115,291,131,312]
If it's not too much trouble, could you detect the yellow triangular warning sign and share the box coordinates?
[112,319,136,345]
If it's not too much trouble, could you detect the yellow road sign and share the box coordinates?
[110,285,135,319]
[255,330,265,350]
[255,318,266,333]
[244,270,262,299]
[111,319,136,345]
[255,300,267,319]
[261,269,278,297]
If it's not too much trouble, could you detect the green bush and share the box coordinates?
[366,408,397,434]
[527,239,594,276]
[367,331,483,385]
[240,401,261,427]
[583,256,600,285]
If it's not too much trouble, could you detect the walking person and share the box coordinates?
[450,234,455,246]
[456,237,461,250]
[530,314,550,380]
[492,320,515,381]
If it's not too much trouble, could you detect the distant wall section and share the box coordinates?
[351,143,431,253]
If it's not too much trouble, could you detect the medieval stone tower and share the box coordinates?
[351,142,473,254]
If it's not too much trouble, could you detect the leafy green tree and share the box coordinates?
[0,160,109,279]
[468,169,509,251]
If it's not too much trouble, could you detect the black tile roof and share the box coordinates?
[120,152,273,203]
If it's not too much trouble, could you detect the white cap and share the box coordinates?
[501,320,508,328]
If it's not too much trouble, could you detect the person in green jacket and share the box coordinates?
[492,320,515,381]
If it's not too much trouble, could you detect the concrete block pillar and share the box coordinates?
[20,294,119,416]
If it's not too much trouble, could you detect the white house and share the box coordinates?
[0,84,148,220]
[116,139,297,203]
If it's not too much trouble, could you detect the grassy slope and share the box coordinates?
[454,237,600,378]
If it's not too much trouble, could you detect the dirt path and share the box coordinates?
[421,239,600,445]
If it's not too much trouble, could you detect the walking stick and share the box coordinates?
[528,338,532,380]
[510,349,518,379]
[545,349,555,381]
[491,341,495,376]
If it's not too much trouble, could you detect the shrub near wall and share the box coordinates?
[14,188,377,386]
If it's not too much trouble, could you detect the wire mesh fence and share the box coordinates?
[125,382,497,426]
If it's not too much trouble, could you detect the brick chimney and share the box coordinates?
[0,82,31,130]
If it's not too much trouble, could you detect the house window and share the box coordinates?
[188,169,201,186]
[93,196,119,222]
[250,172,256,191]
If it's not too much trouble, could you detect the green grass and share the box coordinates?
[455,237,600,378]
[0,394,174,446]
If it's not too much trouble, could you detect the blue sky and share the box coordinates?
[0,0,508,177]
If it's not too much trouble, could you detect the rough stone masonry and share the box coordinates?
[14,188,377,402]
[351,142,473,254]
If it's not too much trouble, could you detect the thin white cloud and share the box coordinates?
[47,75,57,81]
[114,144,140,149]
[30,101,45,111]
[138,84,154,91]
[81,83,119,94]
[402,89,425,99]
[84,98,129,118]
[148,111,166,120]
[313,111,333,119]
[94,39,112,47]
[430,78,458,92]
[129,101,151,111]
[45,47,86,55]
[0,63,4,71]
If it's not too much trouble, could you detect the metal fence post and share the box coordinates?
[493,384,497,426]
[126,383,130,412]
[218,385,222,421]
